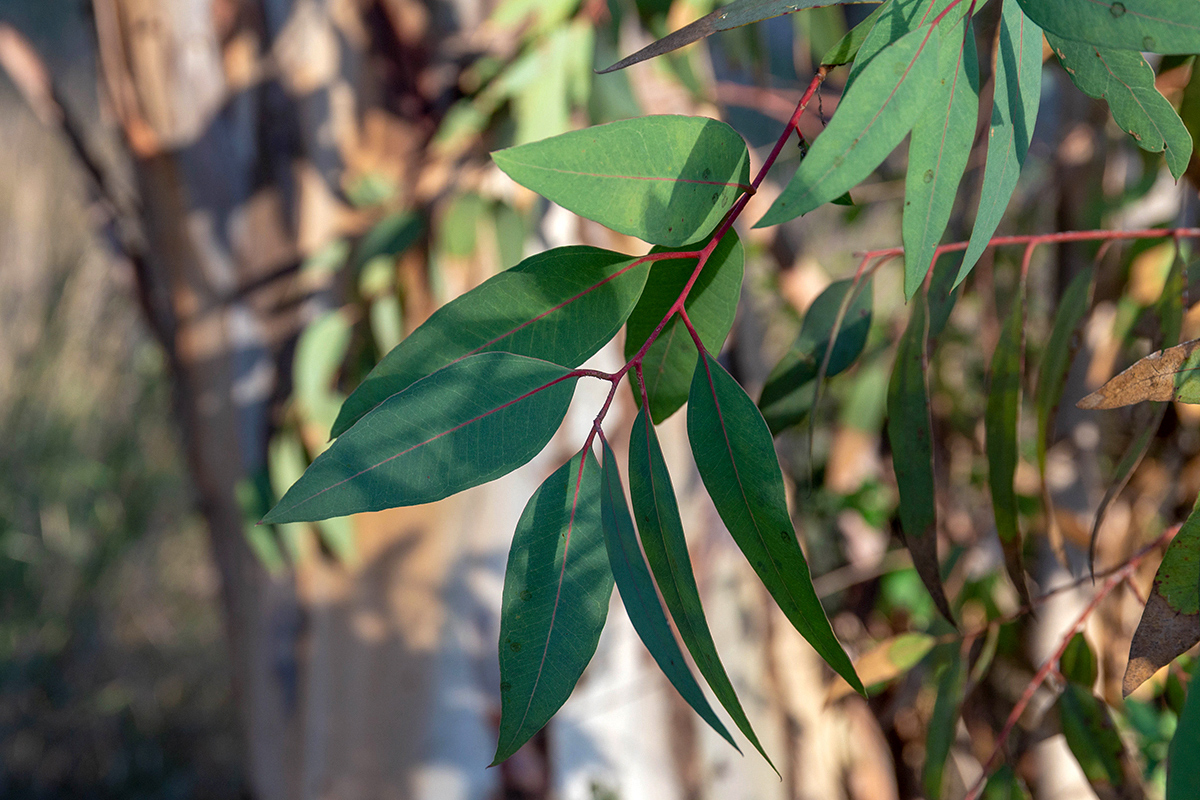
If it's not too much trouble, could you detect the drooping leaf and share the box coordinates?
[1059,684,1137,797]
[986,290,1030,606]
[847,0,967,83]
[598,0,876,73]
[493,449,612,764]
[760,278,874,433]
[1036,268,1094,473]
[820,1,886,66]
[887,294,955,624]
[903,12,979,298]
[688,351,863,693]
[1167,667,1200,800]
[628,407,774,767]
[1079,338,1200,409]
[1016,0,1200,55]
[332,246,648,438]
[957,0,1043,286]
[1048,35,1192,180]
[1124,499,1200,696]
[928,252,963,339]
[598,436,740,752]
[492,116,750,247]
[756,25,941,226]
[828,632,935,700]
[924,654,966,800]
[1060,632,1099,687]
[265,353,577,523]
[625,233,744,423]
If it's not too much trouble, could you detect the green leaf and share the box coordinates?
[599,0,875,73]
[295,310,354,432]
[492,116,750,247]
[628,407,774,768]
[759,278,874,434]
[981,765,1031,800]
[1035,267,1094,474]
[1167,666,1200,800]
[928,252,963,339]
[1061,632,1099,687]
[352,212,422,272]
[688,351,863,693]
[1059,684,1131,793]
[903,12,979,299]
[887,294,955,624]
[957,0,1043,286]
[598,436,740,752]
[265,353,577,523]
[332,246,648,438]
[1125,496,1200,696]
[1049,35,1192,180]
[986,290,1029,606]
[625,233,744,423]
[493,449,613,765]
[923,655,966,800]
[756,25,941,226]
[848,0,966,82]
[1016,0,1200,55]
[838,632,936,697]
[821,1,886,66]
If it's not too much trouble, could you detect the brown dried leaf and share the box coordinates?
[1078,338,1200,409]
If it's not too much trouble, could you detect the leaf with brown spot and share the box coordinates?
[1078,338,1200,409]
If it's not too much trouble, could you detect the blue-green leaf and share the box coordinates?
[1017,0,1200,55]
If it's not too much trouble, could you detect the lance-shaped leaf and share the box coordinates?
[493,449,612,764]
[820,1,886,66]
[1124,500,1200,696]
[1079,338,1200,409]
[1167,667,1200,800]
[982,766,1032,800]
[628,407,774,767]
[492,116,750,247]
[1061,632,1098,687]
[828,632,935,701]
[598,437,740,753]
[928,252,964,340]
[333,246,649,437]
[847,0,967,83]
[1016,0,1200,55]
[924,654,966,800]
[986,292,1030,606]
[756,25,941,226]
[1059,683,1138,797]
[688,351,863,693]
[957,1,1042,286]
[887,294,955,624]
[265,353,577,523]
[625,233,744,423]
[599,0,874,73]
[760,278,874,434]
[1036,268,1094,473]
[903,12,979,299]
[1049,35,1192,180]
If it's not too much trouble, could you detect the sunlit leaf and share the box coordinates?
[847,0,967,84]
[1016,0,1200,55]
[1049,35,1192,180]
[760,278,874,434]
[1079,338,1200,409]
[599,0,875,73]
[887,294,955,624]
[493,449,612,764]
[265,353,577,523]
[986,291,1029,606]
[756,25,941,226]
[625,233,744,423]
[828,632,935,700]
[493,116,750,246]
[598,436,739,751]
[332,246,648,437]
[688,351,863,692]
[957,0,1043,286]
[820,1,885,66]
[924,655,966,800]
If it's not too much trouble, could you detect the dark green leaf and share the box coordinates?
[1049,35,1192,180]
[820,1,886,66]
[265,353,577,523]
[688,351,863,692]
[986,291,1029,606]
[628,407,774,767]
[598,436,739,752]
[599,0,875,73]
[493,449,612,764]
[923,654,966,800]
[981,765,1031,800]
[759,278,874,434]
[1059,684,1132,793]
[1016,0,1200,55]
[887,294,955,624]
[756,25,941,226]
[928,252,963,339]
[626,233,744,423]
[903,12,979,299]
[352,212,422,272]
[957,0,1043,286]
[1167,665,1200,800]
[1035,267,1094,474]
[332,246,648,438]
[492,116,750,246]
[1061,632,1099,687]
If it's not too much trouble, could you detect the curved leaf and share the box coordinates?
[1059,684,1138,795]
[1049,35,1192,180]
[759,278,874,434]
[493,116,751,246]
[848,0,966,82]
[598,436,739,752]
[820,2,886,66]
[757,24,941,226]
[957,0,1043,286]
[493,449,612,764]
[332,246,648,437]
[265,353,577,523]
[829,632,935,700]
[1078,338,1200,409]
[688,351,863,693]
[924,654,966,800]
[628,407,773,768]
[625,232,744,423]
[1036,267,1094,472]
[1016,0,1200,55]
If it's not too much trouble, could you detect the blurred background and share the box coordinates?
[1,1,1198,798]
